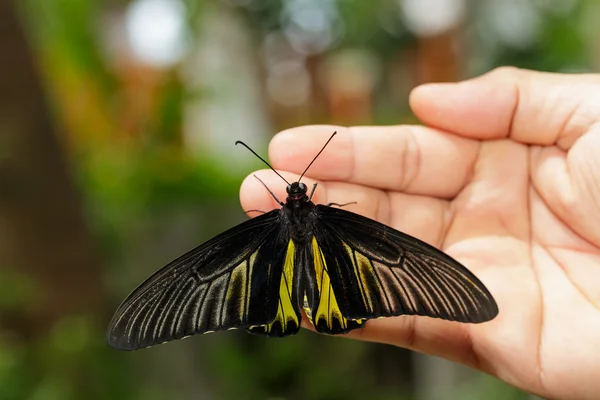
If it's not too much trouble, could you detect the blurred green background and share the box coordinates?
[0,0,597,399]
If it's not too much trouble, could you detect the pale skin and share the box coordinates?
[239,67,600,399]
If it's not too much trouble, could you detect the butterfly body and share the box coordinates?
[107,136,498,351]
[282,182,317,242]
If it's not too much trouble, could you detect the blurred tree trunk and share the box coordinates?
[415,28,463,83]
[0,0,103,338]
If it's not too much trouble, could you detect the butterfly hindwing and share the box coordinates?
[106,210,296,350]
[312,205,498,324]
[247,239,302,337]
[303,237,365,334]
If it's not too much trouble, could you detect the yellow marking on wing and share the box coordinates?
[225,261,248,322]
[264,239,299,335]
[343,244,376,314]
[311,237,349,331]
[245,252,258,317]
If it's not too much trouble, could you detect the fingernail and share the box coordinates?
[412,82,459,95]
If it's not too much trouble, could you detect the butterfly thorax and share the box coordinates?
[283,181,317,243]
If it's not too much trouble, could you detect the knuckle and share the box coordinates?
[397,127,421,191]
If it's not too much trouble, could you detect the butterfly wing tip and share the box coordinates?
[470,304,499,323]
[106,341,138,351]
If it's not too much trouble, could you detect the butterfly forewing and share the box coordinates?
[107,210,291,350]
[313,205,498,323]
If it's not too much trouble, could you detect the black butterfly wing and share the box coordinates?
[107,210,301,350]
[302,236,366,334]
[246,239,303,338]
[310,205,498,330]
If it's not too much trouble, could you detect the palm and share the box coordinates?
[438,137,600,397]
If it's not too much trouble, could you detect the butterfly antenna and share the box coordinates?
[298,131,337,182]
[235,140,290,185]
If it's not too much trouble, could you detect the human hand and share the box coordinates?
[239,67,600,399]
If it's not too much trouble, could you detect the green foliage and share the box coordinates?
[494,9,589,72]
[79,145,239,211]
[0,315,134,400]
[0,268,39,312]
[336,0,414,56]
[206,333,409,400]
[21,0,115,94]
[75,143,246,274]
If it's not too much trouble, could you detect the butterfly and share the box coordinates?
[107,132,498,350]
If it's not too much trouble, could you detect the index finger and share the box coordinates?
[269,125,480,199]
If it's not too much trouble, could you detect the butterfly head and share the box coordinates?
[286,182,308,201]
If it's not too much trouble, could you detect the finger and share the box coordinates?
[268,124,480,199]
[298,298,485,370]
[302,314,498,376]
[240,170,449,247]
[344,317,488,371]
[410,66,600,149]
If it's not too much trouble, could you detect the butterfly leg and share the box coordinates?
[254,175,284,206]
[326,201,357,208]
[308,183,318,200]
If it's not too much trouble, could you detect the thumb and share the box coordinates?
[409,67,600,150]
